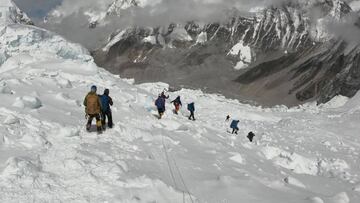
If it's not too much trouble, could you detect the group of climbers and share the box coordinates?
[83,86,254,142]
[227,115,255,142]
[83,85,113,134]
[155,91,196,121]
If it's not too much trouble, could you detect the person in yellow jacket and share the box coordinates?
[83,85,102,133]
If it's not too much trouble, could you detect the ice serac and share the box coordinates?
[92,0,359,106]
[0,0,33,25]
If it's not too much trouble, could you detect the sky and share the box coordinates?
[13,0,62,19]
[13,0,360,21]
[11,0,360,49]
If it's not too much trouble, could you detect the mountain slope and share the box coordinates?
[1,1,360,202]
[91,0,360,106]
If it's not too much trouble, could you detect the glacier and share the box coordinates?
[1,1,360,202]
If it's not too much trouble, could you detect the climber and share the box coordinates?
[83,85,102,133]
[247,131,255,142]
[100,88,113,129]
[187,102,195,121]
[226,115,230,121]
[160,91,169,99]
[230,119,239,134]
[155,94,166,119]
[171,96,182,114]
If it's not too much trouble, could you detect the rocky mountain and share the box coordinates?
[0,0,33,25]
[91,0,360,106]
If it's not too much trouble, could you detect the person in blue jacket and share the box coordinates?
[230,120,239,134]
[100,89,113,129]
[155,95,166,119]
[187,102,195,121]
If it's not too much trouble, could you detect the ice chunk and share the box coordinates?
[3,114,19,125]
[283,176,306,188]
[308,197,324,203]
[13,96,42,109]
[328,192,349,203]
[0,83,11,94]
[229,153,244,164]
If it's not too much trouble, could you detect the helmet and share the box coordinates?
[91,85,97,92]
[104,89,109,95]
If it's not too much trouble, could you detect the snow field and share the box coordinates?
[0,11,360,202]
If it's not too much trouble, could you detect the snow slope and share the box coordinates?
[1,3,360,203]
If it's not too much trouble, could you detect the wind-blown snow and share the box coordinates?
[1,2,360,202]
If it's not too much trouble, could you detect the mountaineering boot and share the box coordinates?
[96,120,102,134]
[86,123,91,132]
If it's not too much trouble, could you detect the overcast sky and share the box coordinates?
[13,0,62,19]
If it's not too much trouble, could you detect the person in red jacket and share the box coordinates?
[171,96,182,114]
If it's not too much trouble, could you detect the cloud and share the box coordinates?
[326,13,360,44]
[13,0,62,19]
[37,0,360,49]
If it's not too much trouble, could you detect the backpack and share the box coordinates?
[86,93,100,114]
[155,97,165,109]
[100,95,110,112]
[230,120,239,129]
[187,103,195,111]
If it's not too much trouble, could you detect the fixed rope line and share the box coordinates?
[171,153,195,203]
[161,134,178,189]
[161,131,194,203]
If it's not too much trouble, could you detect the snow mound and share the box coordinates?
[308,197,324,203]
[353,184,360,192]
[320,95,349,109]
[229,153,245,164]
[13,96,42,109]
[328,192,350,203]
[260,146,351,179]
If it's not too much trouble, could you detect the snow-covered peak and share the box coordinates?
[0,0,32,26]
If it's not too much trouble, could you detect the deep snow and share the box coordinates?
[1,2,360,203]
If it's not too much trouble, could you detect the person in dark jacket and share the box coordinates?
[155,95,166,119]
[187,102,195,121]
[247,131,255,142]
[160,91,169,99]
[230,120,239,134]
[100,89,113,129]
[171,96,182,114]
[83,85,102,133]
[226,115,230,121]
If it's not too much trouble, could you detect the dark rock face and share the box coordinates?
[93,0,360,106]
[237,41,360,104]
